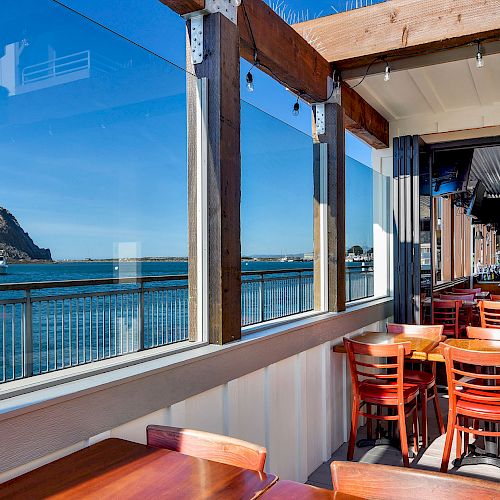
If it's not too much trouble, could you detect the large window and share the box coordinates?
[240,101,314,326]
[0,0,189,382]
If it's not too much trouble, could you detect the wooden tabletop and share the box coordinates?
[260,480,362,499]
[333,331,439,361]
[0,439,278,499]
[428,338,500,363]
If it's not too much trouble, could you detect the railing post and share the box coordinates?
[24,289,33,378]
[298,273,303,313]
[138,282,145,351]
[260,275,265,323]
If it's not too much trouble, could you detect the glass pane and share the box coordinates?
[0,0,190,382]
[345,156,374,302]
[241,101,314,326]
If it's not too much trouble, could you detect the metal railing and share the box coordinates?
[0,275,188,383]
[346,264,374,302]
[0,265,373,383]
[241,269,314,326]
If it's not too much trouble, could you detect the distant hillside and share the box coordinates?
[0,207,52,261]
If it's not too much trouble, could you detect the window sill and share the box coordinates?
[0,296,393,424]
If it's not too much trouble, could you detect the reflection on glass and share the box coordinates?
[241,101,314,325]
[0,0,189,382]
[345,157,374,302]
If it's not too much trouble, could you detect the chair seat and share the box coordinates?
[360,379,419,404]
[457,387,500,417]
[404,370,435,389]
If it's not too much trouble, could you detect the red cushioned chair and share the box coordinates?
[387,324,445,447]
[344,338,419,467]
[432,299,464,338]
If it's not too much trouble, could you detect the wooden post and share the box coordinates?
[186,13,241,344]
[313,103,346,312]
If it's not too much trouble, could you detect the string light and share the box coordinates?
[384,61,391,82]
[246,71,254,92]
[292,97,300,116]
[476,41,484,68]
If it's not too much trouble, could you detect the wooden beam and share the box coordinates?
[313,103,346,312]
[237,0,330,103]
[159,0,389,148]
[159,0,204,16]
[186,13,241,345]
[293,0,500,71]
[341,83,389,150]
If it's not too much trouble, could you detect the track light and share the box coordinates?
[292,97,300,116]
[246,71,254,92]
[476,42,484,68]
[384,62,391,82]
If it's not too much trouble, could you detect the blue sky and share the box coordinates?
[0,0,377,259]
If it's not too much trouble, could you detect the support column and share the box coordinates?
[187,13,241,344]
[313,103,346,313]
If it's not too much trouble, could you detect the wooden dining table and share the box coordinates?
[0,439,278,499]
[332,331,440,361]
[428,337,500,363]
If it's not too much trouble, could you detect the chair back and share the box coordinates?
[491,294,500,301]
[442,343,500,418]
[452,288,482,296]
[467,326,500,340]
[479,300,500,329]
[344,338,409,406]
[387,323,443,341]
[146,425,267,472]
[440,293,475,301]
[330,461,500,500]
[432,300,461,337]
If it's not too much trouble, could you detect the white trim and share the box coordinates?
[319,143,329,311]
[196,78,209,343]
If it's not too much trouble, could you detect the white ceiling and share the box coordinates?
[346,53,500,122]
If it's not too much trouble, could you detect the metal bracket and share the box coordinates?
[187,0,239,64]
[315,103,326,135]
[184,0,239,23]
[190,15,204,65]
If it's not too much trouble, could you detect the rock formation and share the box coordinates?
[0,207,52,261]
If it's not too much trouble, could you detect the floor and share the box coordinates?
[307,393,500,489]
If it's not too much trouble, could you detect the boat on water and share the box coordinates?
[0,252,8,274]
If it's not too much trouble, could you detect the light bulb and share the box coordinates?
[292,100,300,116]
[246,71,254,92]
[384,62,391,82]
[476,48,484,68]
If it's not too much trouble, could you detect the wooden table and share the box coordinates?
[260,480,362,499]
[0,439,278,499]
[333,331,440,361]
[428,338,500,363]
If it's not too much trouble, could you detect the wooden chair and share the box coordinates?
[146,425,267,472]
[452,288,482,296]
[440,293,475,301]
[387,324,445,447]
[344,338,419,467]
[479,300,500,329]
[330,461,500,500]
[440,344,500,472]
[467,326,500,340]
[432,299,463,338]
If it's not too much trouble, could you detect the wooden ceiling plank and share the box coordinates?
[293,0,500,71]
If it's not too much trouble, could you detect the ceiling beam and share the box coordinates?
[293,0,500,72]
[158,0,389,148]
[159,0,204,16]
[341,83,389,150]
